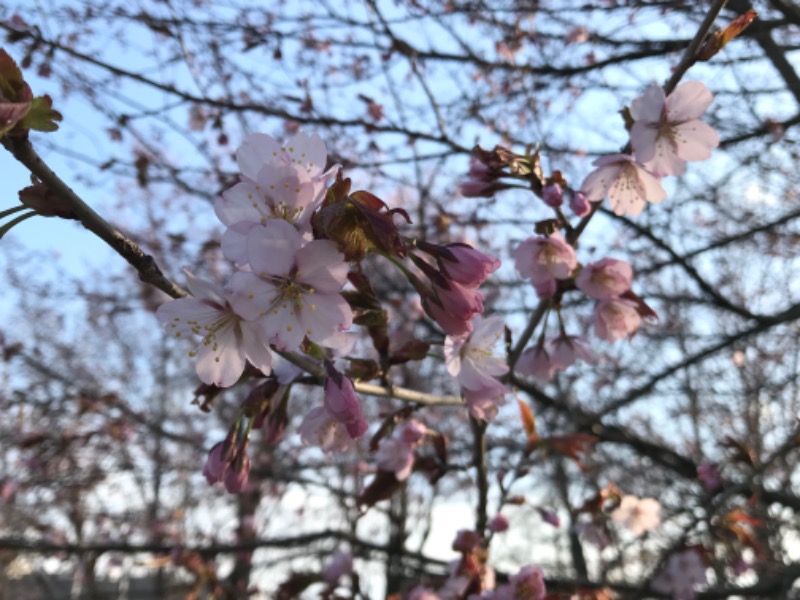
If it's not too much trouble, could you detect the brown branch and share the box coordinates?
[1,136,187,300]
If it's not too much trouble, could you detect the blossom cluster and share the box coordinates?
[581,81,719,216]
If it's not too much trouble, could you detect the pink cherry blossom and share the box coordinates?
[323,369,368,439]
[538,508,560,528]
[576,257,633,300]
[593,298,642,342]
[235,131,338,203]
[229,220,353,351]
[438,244,501,289]
[580,154,666,217]
[611,495,661,536]
[422,298,473,338]
[432,278,485,322]
[398,420,428,446]
[298,406,353,453]
[630,81,719,177]
[462,377,508,422]
[445,316,509,392]
[216,163,317,234]
[156,270,273,387]
[512,232,577,296]
[515,345,557,381]
[651,549,707,600]
[547,335,597,369]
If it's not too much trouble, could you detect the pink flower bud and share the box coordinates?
[323,367,368,439]
[202,439,234,484]
[422,298,473,338]
[223,444,251,494]
[376,438,416,481]
[570,191,591,217]
[439,244,501,288]
[542,183,563,207]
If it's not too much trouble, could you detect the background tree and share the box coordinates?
[0,0,799,598]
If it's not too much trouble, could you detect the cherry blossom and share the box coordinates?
[630,82,719,177]
[229,220,352,351]
[548,334,597,370]
[515,345,557,381]
[580,154,666,217]
[512,232,577,297]
[297,406,353,453]
[576,257,633,300]
[215,163,317,235]
[375,437,416,481]
[156,270,273,387]
[235,131,338,203]
[376,420,428,480]
[445,315,509,392]
[462,377,508,422]
[593,298,642,342]
[437,244,501,289]
[323,367,368,439]
[423,297,473,338]
[611,495,661,536]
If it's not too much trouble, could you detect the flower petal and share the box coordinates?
[246,219,303,276]
[666,81,713,121]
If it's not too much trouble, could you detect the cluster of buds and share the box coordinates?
[411,240,500,338]
[202,431,251,494]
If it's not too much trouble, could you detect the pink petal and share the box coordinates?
[182,269,225,305]
[239,321,273,375]
[444,336,464,377]
[263,307,304,351]
[629,122,659,163]
[299,293,353,347]
[216,181,262,226]
[666,81,713,121]
[295,240,349,293]
[580,163,620,202]
[629,83,664,123]
[673,120,719,161]
[221,221,258,266]
[284,132,328,177]
[194,329,246,387]
[246,219,303,276]
[643,134,686,177]
[228,272,276,321]
[236,133,281,180]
